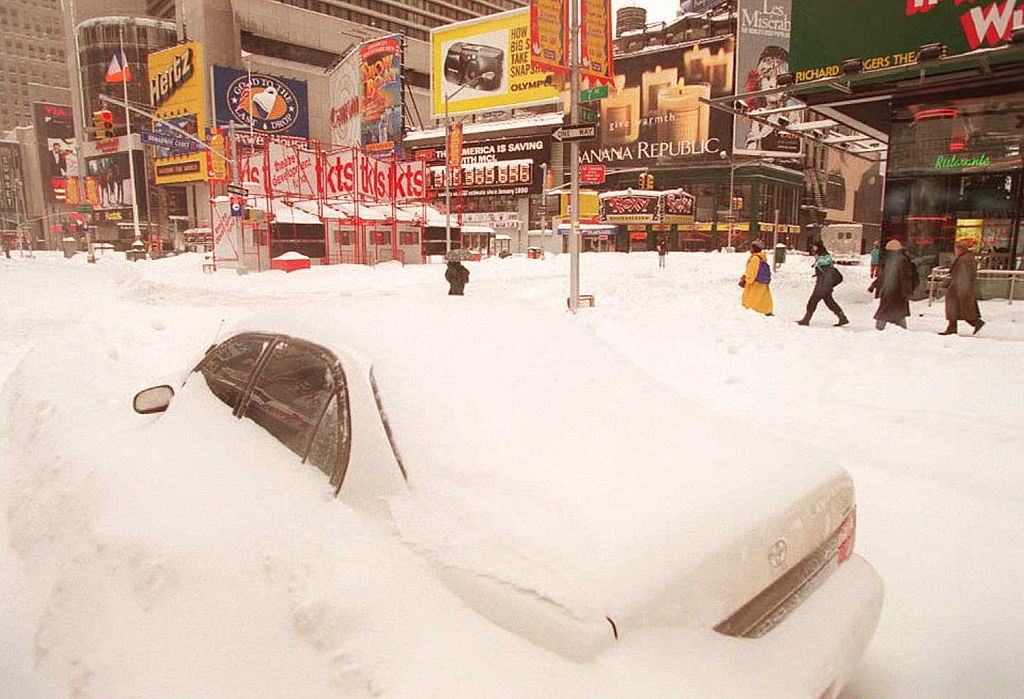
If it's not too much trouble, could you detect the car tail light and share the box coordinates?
[836,508,857,564]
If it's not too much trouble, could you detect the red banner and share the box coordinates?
[530,0,569,74]
[580,0,614,85]
[447,122,463,170]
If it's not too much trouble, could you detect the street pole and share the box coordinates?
[64,0,95,262]
[568,0,581,312]
[119,27,143,244]
[228,120,247,274]
[444,94,452,256]
[728,157,736,250]
[773,207,780,271]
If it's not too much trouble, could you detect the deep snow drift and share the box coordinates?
[1,250,1021,698]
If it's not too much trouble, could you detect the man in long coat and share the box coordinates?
[869,239,917,330]
[940,240,985,335]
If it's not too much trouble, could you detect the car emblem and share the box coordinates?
[768,539,788,568]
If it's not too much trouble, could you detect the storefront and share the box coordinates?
[884,92,1024,282]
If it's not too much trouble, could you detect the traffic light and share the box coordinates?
[637,172,655,189]
[732,196,744,210]
[645,172,655,190]
[92,109,114,140]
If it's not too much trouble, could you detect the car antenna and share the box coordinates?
[205,319,226,355]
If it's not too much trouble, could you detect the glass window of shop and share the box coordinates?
[886,93,1024,277]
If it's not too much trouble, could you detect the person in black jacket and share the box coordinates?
[796,240,848,326]
[445,259,470,295]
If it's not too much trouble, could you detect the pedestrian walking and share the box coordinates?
[740,241,773,316]
[656,238,668,268]
[940,240,985,335]
[868,239,917,330]
[869,240,880,278]
[796,240,848,326]
[1,234,10,259]
[445,258,470,296]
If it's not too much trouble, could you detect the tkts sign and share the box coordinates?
[791,0,1024,83]
[241,145,425,201]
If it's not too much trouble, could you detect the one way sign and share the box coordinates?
[552,123,597,142]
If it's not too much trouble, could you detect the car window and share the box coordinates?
[307,393,352,487]
[243,340,337,463]
[198,334,273,412]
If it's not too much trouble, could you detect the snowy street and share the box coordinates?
[1,250,1022,698]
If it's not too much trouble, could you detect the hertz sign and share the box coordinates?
[147,41,208,184]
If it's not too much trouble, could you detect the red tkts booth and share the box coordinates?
[270,251,311,273]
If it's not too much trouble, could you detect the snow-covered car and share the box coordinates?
[126,300,883,698]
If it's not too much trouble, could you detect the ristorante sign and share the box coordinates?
[791,0,1024,83]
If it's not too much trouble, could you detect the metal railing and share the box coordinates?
[927,267,1024,306]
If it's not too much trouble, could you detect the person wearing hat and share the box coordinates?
[445,257,470,296]
[940,239,985,335]
[868,239,918,330]
[740,241,774,316]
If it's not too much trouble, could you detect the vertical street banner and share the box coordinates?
[206,128,230,182]
[148,41,208,184]
[431,8,559,118]
[213,66,310,139]
[580,0,614,85]
[360,35,404,159]
[328,44,362,147]
[735,0,803,158]
[33,103,78,203]
[447,122,464,170]
[530,0,569,73]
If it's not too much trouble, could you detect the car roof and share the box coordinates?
[228,297,842,619]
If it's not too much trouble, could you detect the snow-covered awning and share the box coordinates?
[247,197,322,225]
[461,225,496,235]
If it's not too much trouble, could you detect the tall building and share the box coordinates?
[0,0,70,132]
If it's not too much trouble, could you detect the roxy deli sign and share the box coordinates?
[150,47,194,108]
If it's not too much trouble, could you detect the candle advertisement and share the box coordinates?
[734,0,803,158]
[579,36,735,167]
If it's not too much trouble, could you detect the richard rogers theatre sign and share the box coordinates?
[791,0,1024,83]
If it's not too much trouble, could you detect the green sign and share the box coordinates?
[580,106,599,123]
[579,85,608,102]
[790,0,1024,84]
[935,153,990,170]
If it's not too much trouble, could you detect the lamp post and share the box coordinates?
[720,150,737,250]
[443,80,483,256]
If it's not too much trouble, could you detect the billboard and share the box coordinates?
[734,0,803,158]
[328,45,362,147]
[213,66,310,138]
[790,0,1024,84]
[148,42,208,184]
[33,103,78,203]
[431,8,560,118]
[360,35,404,159]
[84,150,147,218]
[415,134,550,198]
[579,36,734,167]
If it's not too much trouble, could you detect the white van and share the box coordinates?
[821,224,863,264]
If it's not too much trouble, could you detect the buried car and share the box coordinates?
[127,299,883,697]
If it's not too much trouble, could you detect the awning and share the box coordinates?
[247,196,322,225]
[461,225,496,235]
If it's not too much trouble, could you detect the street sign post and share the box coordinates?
[580,164,605,185]
[552,123,597,142]
[140,130,203,153]
[579,84,608,102]
[226,183,249,196]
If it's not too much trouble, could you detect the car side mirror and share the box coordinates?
[134,385,175,414]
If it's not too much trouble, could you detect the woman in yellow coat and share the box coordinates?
[740,241,774,315]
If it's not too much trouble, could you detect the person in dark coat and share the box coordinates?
[868,239,917,330]
[940,240,984,335]
[445,259,470,295]
[656,238,668,268]
[796,240,848,326]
